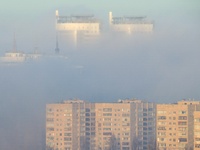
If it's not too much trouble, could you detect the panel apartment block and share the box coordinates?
[156,100,200,150]
[46,99,156,150]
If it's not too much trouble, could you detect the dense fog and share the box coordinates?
[0,0,200,149]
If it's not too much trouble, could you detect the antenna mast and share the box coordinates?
[13,32,17,52]
[55,34,60,54]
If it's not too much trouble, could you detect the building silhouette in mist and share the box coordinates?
[46,99,156,150]
[55,10,154,48]
[109,12,153,34]
[55,10,100,47]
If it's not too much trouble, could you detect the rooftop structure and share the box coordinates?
[55,35,60,54]
[109,12,154,34]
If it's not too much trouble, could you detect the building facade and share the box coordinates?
[46,99,156,150]
[120,99,156,150]
[46,100,96,150]
[194,111,200,150]
[156,100,200,150]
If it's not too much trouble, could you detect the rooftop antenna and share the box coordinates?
[55,34,60,54]
[109,11,113,26]
[13,32,17,52]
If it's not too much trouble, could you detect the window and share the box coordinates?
[179,111,187,114]
[123,132,130,136]
[104,118,111,121]
[178,122,187,125]
[178,116,187,120]
[158,127,166,130]
[158,143,166,147]
[158,122,166,125]
[157,132,166,136]
[103,108,112,112]
[64,133,71,136]
[178,127,187,131]
[148,108,153,111]
[158,116,166,120]
[195,138,200,141]
[122,114,130,117]
[195,132,200,136]
[103,132,112,136]
[86,113,90,116]
[47,108,54,113]
[178,138,187,142]
[85,108,90,112]
[103,123,111,126]
[103,128,111,131]
[85,118,90,121]
[64,137,71,141]
[195,118,200,122]
[195,144,200,148]
[179,132,186,136]
[46,118,54,122]
[103,113,112,116]
[157,111,166,114]
[157,138,165,141]
[122,142,129,146]
[47,127,54,131]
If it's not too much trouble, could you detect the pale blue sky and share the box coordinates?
[0,0,199,52]
[1,0,199,18]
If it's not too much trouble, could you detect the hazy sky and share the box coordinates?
[0,0,200,53]
[0,1,200,149]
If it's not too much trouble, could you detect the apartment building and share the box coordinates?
[120,99,156,150]
[46,100,96,150]
[95,102,135,150]
[156,100,200,150]
[46,99,156,150]
[194,111,200,150]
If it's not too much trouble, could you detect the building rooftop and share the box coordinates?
[57,15,99,23]
[112,16,153,24]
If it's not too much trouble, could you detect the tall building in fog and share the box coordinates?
[55,10,100,47]
[109,12,153,34]
[46,99,156,150]
[156,100,200,150]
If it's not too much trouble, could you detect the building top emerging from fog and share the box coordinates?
[109,11,154,34]
[55,10,100,47]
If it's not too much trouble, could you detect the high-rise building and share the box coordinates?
[156,100,200,150]
[109,12,153,34]
[119,99,156,150]
[55,10,100,47]
[46,100,96,150]
[95,102,135,150]
[46,99,156,150]
[194,111,200,150]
